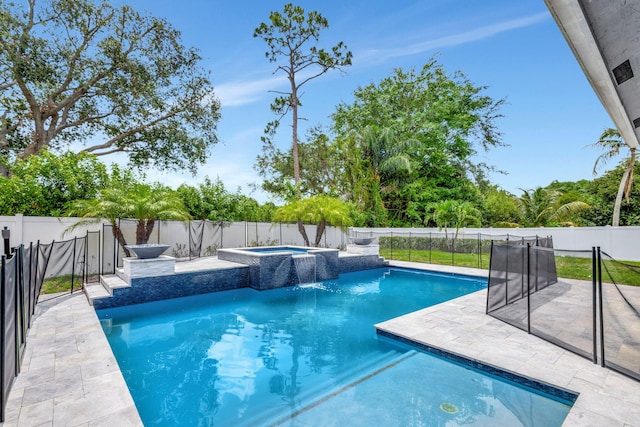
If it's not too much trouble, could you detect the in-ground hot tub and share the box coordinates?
[217,246,340,290]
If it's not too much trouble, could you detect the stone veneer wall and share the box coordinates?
[93,253,388,309]
[217,247,341,290]
[93,266,250,309]
[339,255,387,274]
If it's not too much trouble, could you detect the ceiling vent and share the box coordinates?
[633,117,640,129]
[613,60,634,85]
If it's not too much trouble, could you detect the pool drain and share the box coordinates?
[439,402,458,414]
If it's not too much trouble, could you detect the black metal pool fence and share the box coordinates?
[352,229,522,269]
[101,219,348,274]
[1,226,639,420]
[487,240,640,383]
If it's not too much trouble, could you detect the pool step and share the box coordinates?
[83,274,130,305]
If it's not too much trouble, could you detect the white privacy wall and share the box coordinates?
[0,215,638,261]
[351,226,640,261]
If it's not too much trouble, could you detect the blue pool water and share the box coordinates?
[97,268,573,426]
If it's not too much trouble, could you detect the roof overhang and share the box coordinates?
[545,0,640,148]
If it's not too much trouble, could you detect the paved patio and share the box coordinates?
[1,259,639,426]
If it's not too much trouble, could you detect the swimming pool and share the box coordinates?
[97,268,573,426]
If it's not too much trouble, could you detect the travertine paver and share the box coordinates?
[380,261,640,427]
[0,292,142,426]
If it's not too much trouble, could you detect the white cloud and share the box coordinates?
[215,75,286,107]
[358,12,550,65]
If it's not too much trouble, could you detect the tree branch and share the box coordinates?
[80,108,182,154]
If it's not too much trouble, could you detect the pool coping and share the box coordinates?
[3,259,639,426]
[380,260,640,426]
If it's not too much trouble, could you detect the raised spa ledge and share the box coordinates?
[121,255,176,284]
[217,246,341,290]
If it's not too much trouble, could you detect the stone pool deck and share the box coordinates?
[1,259,639,426]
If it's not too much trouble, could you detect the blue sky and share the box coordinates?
[118,0,617,202]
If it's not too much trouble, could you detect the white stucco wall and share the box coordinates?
[1,216,638,261]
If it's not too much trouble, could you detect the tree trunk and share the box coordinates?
[0,164,10,178]
[135,221,146,244]
[314,221,326,246]
[290,75,300,185]
[297,220,310,246]
[112,226,131,257]
[144,219,156,243]
[612,167,631,226]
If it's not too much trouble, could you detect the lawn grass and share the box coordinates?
[380,248,640,286]
[41,275,83,294]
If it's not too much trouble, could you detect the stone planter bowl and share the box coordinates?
[125,244,170,259]
[352,237,374,245]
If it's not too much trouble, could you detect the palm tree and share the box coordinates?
[273,195,352,246]
[357,126,417,226]
[590,128,637,226]
[67,184,191,256]
[359,126,415,190]
[428,200,481,239]
[67,187,132,255]
[518,188,589,227]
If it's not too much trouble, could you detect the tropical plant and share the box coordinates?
[273,195,352,246]
[0,0,220,176]
[67,184,191,256]
[518,188,589,227]
[254,3,352,186]
[590,128,637,226]
[428,200,481,239]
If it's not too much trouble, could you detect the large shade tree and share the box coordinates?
[332,59,504,225]
[590,128,637,226]
[254,3,351,187]
[0,0,220,176]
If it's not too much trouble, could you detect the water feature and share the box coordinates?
[293,254,316,284]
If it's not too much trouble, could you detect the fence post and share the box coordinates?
[451,236,454,266]
[526,243,531,334]
[70,237,77,293]
[390,230,393,260]
[597,246,605,367]
[477,233,481,269]
[16,245,26,361]
[0,254,5,422]
[486,240,494,314]
[188,221,192,260]
[33,241,40,312]
[409,232,412,262]
[505,240,509,307]
[591,246,597,364]
[12,248,20,376]
[31,240,40,316]
[115,218,121,268]
[83,232,88,286]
